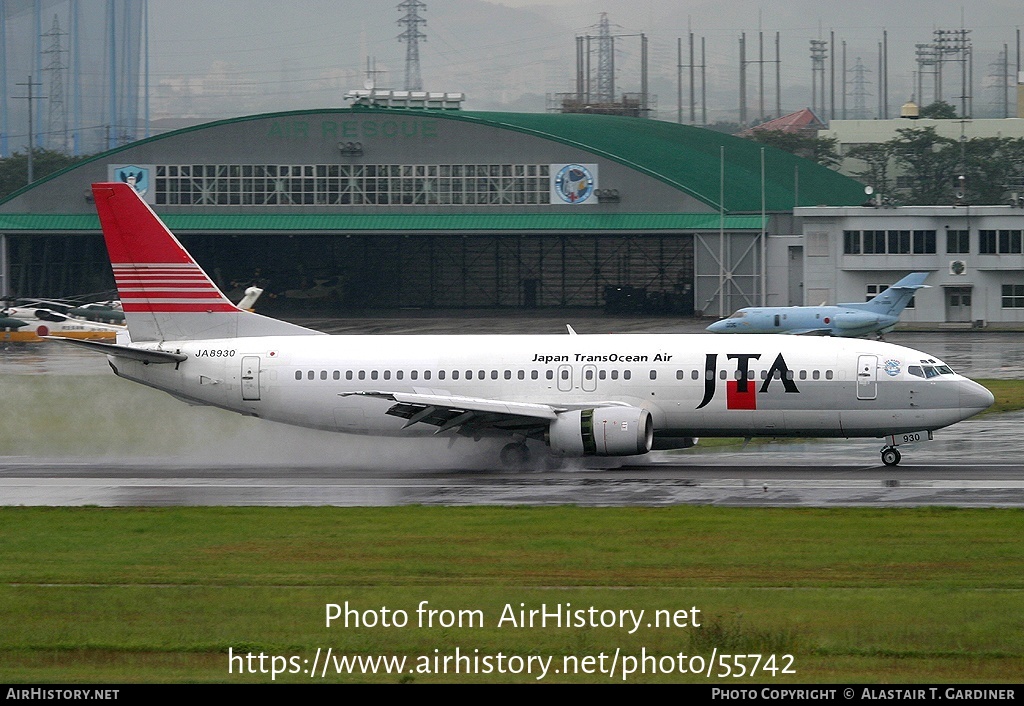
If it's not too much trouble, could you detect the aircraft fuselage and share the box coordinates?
[111,333,990,441]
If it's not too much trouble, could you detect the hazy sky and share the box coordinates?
[147,1,1022,122]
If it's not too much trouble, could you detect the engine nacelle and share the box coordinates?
[548,407,654,457]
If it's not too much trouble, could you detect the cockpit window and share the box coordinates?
[923,366,939,378]
[908,366,925,378]
[936,365,954,375]
[727,310,746,319]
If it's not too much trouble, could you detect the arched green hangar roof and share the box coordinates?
[445,110,865,212]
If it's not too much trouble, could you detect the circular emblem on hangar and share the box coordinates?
[554,164,595,204]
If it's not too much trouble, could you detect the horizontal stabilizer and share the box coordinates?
[44,336,187,364]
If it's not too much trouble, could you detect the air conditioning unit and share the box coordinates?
[949,260,967,276]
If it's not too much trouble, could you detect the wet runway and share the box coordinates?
[3,315,1023,508]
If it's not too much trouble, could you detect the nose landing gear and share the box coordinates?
[880,446,902,466]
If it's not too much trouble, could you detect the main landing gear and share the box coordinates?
[500,442,531,468]
[880,446,902,467]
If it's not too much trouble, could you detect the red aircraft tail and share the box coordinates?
[92,183,319,342]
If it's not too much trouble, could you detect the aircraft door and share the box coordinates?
[557,364,573,392]
[241,356,261,401]
[582,364,597,392]
[856,355,877,400]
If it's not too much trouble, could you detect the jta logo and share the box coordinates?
[696,353,800,410]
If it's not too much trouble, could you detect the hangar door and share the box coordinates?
[187,233,695,313]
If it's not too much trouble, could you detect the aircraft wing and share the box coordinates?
[339,390,630,436]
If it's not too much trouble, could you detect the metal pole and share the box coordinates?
[829,30,835,122]
[690,32,696,123]
[883,30,889,118]
[760,147,766,306]
[759,30,764,121]
[842,40,847,119]
[701,36,707,125]
[677,37,682,123]
[719,145,725,318]
[0,233,9,299]
[775,31,781,118]
[739,33,746,125]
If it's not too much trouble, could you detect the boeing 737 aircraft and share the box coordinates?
[706,272,929,337]
[62,183,993,467]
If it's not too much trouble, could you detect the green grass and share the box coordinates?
[0,506,1022,683]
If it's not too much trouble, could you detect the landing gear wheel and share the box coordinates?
[881,447,901,466]
[499,442,531,468]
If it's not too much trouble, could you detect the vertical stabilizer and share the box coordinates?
[848,272,930,317]
[92,183,320,342]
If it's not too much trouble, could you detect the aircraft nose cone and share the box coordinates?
[959,379,995,414]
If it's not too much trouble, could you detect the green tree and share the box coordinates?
[744,129,841,168]
[918,100,957,119]
[889,127,959,204]
[846,142,896,201]
[0,149,90,201]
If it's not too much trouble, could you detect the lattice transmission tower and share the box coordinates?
[397,0,426,91]
[42,14,68,152]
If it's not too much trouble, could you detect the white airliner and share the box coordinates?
[62,183,995,467]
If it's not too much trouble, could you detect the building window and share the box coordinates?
[1002,284,1024,308]
[946,230,969,254]
[843,230,861,254]
[155,163,552,207]
[980,230,997,254]
[913,230,937,254]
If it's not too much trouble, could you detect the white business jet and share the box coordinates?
[61,183,994,467]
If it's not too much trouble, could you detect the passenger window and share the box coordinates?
[517,370,524,380]
[371,371,379,380]
[383,371,391,380]
[452,370,459,380]
[307,371,314,380]
[825,370,834,380]
[705,369,715,381]
[611,370,619,380]
[479,370,486,379]
[560,369,569,380]
[546,370,554,380]
[624,370,632,380]
[333,371,340,380]
[531,371,538,380]
[649,370,657,380]
[425,370,432,380]
[465,370,473,380]
[358,371,366,380]
[760,370,768,380]
[294,371,302,380]
[505,370,513,380]
[812,370,820,380]
[491,370,498,380]
[599,370,606,379]
[346,371,353,380]
[799,370,807,380]
[691,370,699,380]
[396,371,404,380]
[320,371,327,380]
[719,370,727,380]
[676,370,684,380]
[410,371,418,380]
[585,369,594,380]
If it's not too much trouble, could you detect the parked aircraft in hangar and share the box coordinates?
[706,272,930,338]
[58,184,991,467]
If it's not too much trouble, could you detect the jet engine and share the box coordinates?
[547,407,653,457]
